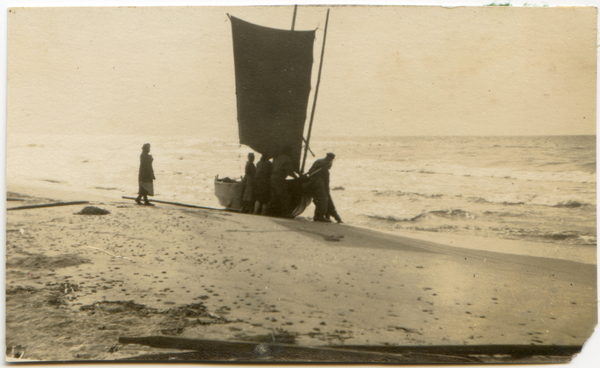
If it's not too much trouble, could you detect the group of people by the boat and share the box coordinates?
[241,147,343,223]
[134,142,342,223]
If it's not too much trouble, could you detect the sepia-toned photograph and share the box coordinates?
[4,0,598,364]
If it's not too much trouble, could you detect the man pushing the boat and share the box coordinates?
[306,152,343,223]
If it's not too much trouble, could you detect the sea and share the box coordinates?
[6,134,597,255]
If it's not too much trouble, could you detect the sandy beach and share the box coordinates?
[4,184,597,363]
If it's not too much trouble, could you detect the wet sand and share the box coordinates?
[5,184,597,362]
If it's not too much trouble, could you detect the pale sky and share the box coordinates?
[6,2,597,139]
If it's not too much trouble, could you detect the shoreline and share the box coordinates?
[8,181,596,265]
[5,183,598,362]
[356,225,597,265]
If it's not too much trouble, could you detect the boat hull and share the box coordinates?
[214,176,243,210]
[214,175,311,217]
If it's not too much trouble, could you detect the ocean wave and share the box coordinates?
[501,201,525,206]
[468,196,526,206]
[365,213,429,222]
[365,208,476,222]
[468,195,594,208]
[541,233,580,241]
[491,145,543,149]
[385,222,597,246]
[552,200,590,208]
[428,209,476,219]
[392,165,595,184]
[482,211,526,217]
[533,196,595,208]
[371,190,444,198]
[497,228,597,245]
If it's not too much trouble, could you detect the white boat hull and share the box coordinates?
[214,176,243,210]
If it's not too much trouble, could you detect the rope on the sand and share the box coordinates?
[85,246,134,262]
[7,201,89,211]
[121,196,235,212]
[225,229,294,232]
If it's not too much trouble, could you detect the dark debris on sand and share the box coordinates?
[75,206,111,215]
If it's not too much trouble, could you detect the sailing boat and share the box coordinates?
[215,9,329,218]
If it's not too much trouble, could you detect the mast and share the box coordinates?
[292,5,315,160]
[300,8,330,174]
[291,5,297,31]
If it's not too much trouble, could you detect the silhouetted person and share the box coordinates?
[307,152,342,223]
[241,152,256,213]
[268,146,298,217]
[135,143,155,206]
[253,154,273,215]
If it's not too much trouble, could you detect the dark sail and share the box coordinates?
[230,16,315,171]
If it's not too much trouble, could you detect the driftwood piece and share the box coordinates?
[118,336,582,363]
[7,201,89,211]
[117,336,424,363]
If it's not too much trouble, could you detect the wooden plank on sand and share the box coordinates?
[7,201,89,211]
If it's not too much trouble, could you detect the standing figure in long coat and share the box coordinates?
[135,143,155,206]
[253,154,273,215]
[241,152,256,213]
